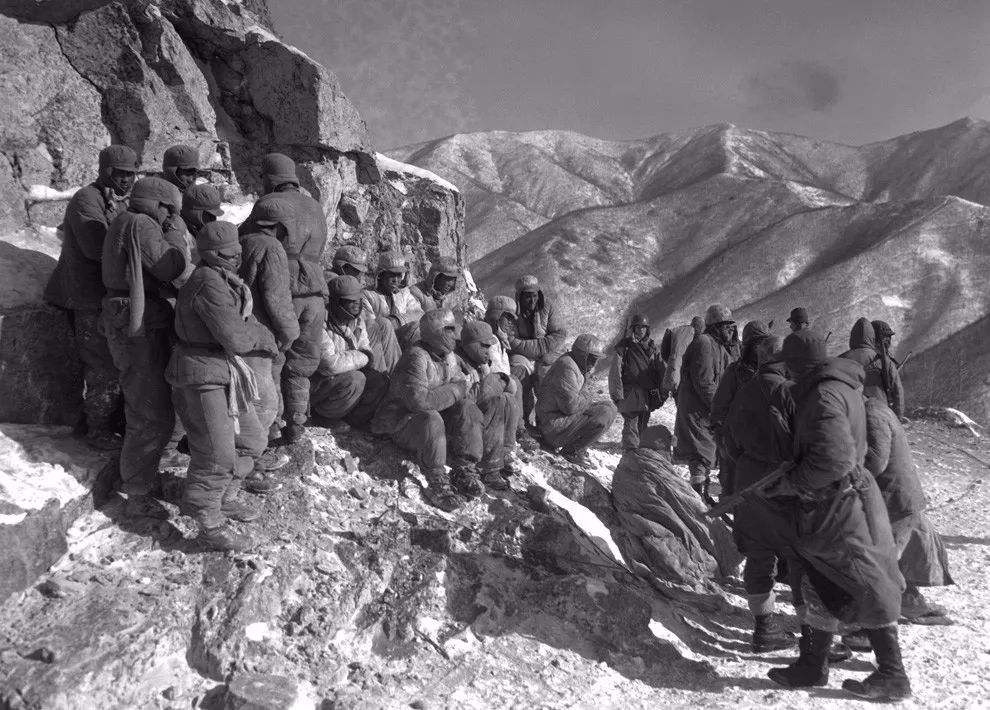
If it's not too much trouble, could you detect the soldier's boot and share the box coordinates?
[841,627,912,701]
[281,422,306,445]
[752,614,796,653]
[85,430,123,451]
[767,627,831,688]
[801,625,852,663]
[220,489,262,523]
[451,460,484,498]
[256,448,291,472]
[122,493,170,520]
[422,467,462,512]
[480,466,510,491]
[198,523,255,553]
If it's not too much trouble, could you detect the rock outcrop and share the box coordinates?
[396,121,990,422]
[0,0,465,424]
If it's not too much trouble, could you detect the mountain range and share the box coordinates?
[391,119,990,421]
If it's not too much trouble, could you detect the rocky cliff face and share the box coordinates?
[395,121,990,422]
[0,0,464,425]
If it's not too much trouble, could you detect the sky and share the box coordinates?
[271,0,990,150]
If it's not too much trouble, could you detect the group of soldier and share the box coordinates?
[46,144,949,703]
[609,303,949,701]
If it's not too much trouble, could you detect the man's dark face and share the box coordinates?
[173,167,198,190]
[632,325,648,341]
[435,273,457,295]
[108,169,136,197]
[382,272,404,294]
[497,314,516,335]
[519,291,539,313]
[337,298,362,319]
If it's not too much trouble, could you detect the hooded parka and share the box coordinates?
[609,318,664,448]
[410,258,459,313]
[840,317,905,418]
[536,352,617,453]
[672,331,733,469]
[783,357,904,630]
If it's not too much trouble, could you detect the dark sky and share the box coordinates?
[271,0,990,150]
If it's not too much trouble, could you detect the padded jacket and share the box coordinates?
[371,343,465,435]
[239,230,299,350]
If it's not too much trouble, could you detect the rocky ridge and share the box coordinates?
[394,120,990,421]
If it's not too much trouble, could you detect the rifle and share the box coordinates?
[707,461,792,517]
[894,351,914,370]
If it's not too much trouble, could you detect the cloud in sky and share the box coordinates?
[743,61,842,115]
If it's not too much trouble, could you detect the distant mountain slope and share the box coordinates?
[390,119,990,421]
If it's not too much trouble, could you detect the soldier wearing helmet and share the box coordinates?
[43,144,139,450]
[328,244,370,281]
[166,221,279,552]
[508,274,567,435]
[240,153,330,444]
[362,250,425,330]
[482,295,526,468]
[673,303,737,503]
[180,183,224,236]
[410,257,460,313]
[608,313,665,450]
[310,275,389,428]
[536,334,617,467]
[101,176,189,519]
[372,309,484,510]
[159,144,200,268]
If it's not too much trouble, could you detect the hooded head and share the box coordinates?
[196,221,241,271]
[459,319,497,366]
[872,320,895,351]
[705,303,735,345]
[328,275,364,322]
[848,317,877,352]
[690,315,706,335]
[571,333,605,374]
[262,153,300,192]
[332,245,369,278]
[375,251,409,293]
[129,176,180,224]
[181,183,224,234]
[425,257,459,296]
[162,145,200,192]
[514,274,544,315]
[740,320,772,363]
[628,313,650,341]
[97,145,138,196]
[782,329,828,380]
[419,308,458,355]
[755,335,785,367]
[485,294,517,334]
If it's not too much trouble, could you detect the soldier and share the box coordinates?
[101,177,188,517]
[673,304,735,502]
[484,295,527,464]
[840,317,905,419]
[787,307,812,332]
[454,320,519,490]
[328,244,370,280]
[44,145,138,449]
[310,276,389,428]
[241,153,329,444]
[167,221,278,552]
[362,250,425,349]
[609,314,665,450]
[508,275,567,432]
[410,257,460,312]
[537,334,617,466]
[659,315,705,404]
[237,197,300,490]
[765,330,910,702]
[180,183,224,236]
[371,309,482,510]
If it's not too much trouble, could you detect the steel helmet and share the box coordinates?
[182,183,224,216]
[704,304,734,327]
[130,176,180,208]
[195,221,239,252]
[515,274,540,294]
[377,250,408,274]
[262,152,299,187]
[333,245,369,273]
[98,145,138,173]
[252,196,296,227]
[572,333,605,358]
[162,144,200,170]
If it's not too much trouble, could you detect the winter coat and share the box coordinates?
[410,264,457,313]
[536,353,592,440]
[239,231,300,350]
[488,324,513,377]
[840,317,905,418]
[509,288,567,365]
[318,316,371,376]
[240,189,328,299]
[672,332,732,467]
[722,362,797,549]
[710,359,759,432]
[44,183,124,310]
[608,329,664,414]
[167,265,277,388]
[101,209,187,330]
[362,287,424,328]
[454,349,515,406]
[371,343,464,436]
[785,357,904,627]
[660,324,697,394]
[611,448,741,588]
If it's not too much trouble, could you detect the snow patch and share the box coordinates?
[881,294,911,308]
[584,577,609,597]
[27,185,80,203]
[0,513,26,526]
[375,153,460,194]
[0,430,93,512]
[244,622,277,642]
[221,201,255,226]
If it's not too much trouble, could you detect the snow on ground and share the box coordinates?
[376,152,461,194]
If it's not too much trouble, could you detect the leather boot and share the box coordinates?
[842,626,912,701]
[767,626,831,688]
[199,522,254,553]
[752,614,795,653]
[220,489,261,522]
[422,469,462,512]
[451,461,484,498]
[800,625,852,664]
[481,467,510,491]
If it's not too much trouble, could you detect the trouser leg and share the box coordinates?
[311,370,365,421]
[477,393,509,474]
[442,399,483,463]
[744,548,779,615]
[245,354,280,435]
[270,353,285,441]
[392,410,447,479]
[345,369,389,428]
[282,296,326,425]
[504,382,523,449]
[510,356,536,427]
[233,399,266,472]
[71,309,122,436]
[181,386,236,529]
[103,320,173,496]
[621,412,645,449]
[559,401,618,454]
[366,318,402,373]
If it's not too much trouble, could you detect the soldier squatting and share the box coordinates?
[45,145,955,703]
